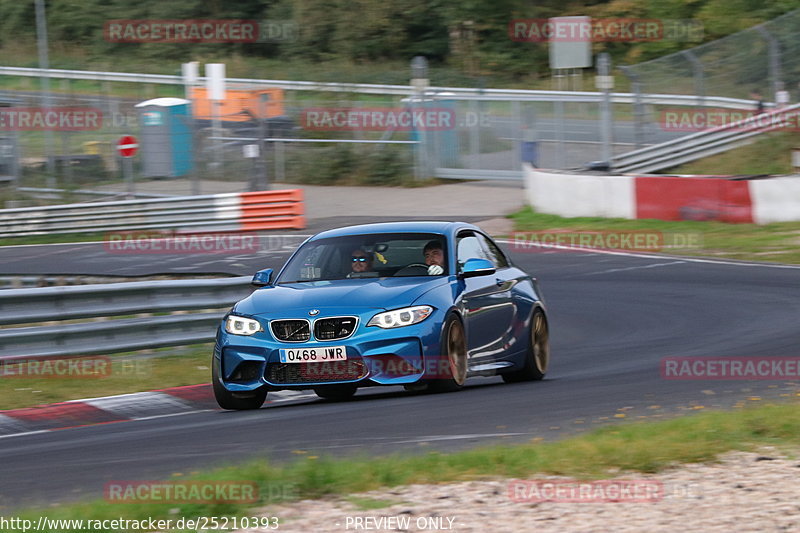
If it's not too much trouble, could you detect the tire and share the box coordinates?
[428,313,468,393]
[502,308,549,383]
[213,357,268,410]
[313,384,358,401]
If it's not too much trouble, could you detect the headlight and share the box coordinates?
[225,315,262,336]
[367,306,434,329]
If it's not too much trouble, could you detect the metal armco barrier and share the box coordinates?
[0,276,253,360]
[611,104,800,174]
[0,189,305,237]
[0,66,759,109]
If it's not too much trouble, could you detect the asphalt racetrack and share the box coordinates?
[1,239,800,509]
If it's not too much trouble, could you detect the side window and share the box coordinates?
[456,232,488,273]
[477,233,510,269]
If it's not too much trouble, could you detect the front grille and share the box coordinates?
[270,319,311,342]
[314,316,358,341]
[266,360,367,384]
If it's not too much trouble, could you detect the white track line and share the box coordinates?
[497,240,800,270]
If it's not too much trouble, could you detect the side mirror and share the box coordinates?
[459,258,496,278]
[251,268,274,287]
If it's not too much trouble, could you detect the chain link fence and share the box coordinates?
[623,9,800,107]
[5,8,798,202]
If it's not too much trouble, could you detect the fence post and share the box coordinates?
[681,50,705,109]
[597,53,614,165]
[756,26,782,102]
[620,66,645,149]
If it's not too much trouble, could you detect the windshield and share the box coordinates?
[276,233,448,284]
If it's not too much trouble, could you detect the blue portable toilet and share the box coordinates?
[135,97,193,178]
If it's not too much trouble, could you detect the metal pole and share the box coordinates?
[123,156,134,199]
[554,100,566,169]
[188,115,200,195]
[620,66,644,149]
[756,26,782,102]
[275,140,284,184]
[681,50,705,109]
[35,0,56,185]
[598,53,614,164]
[258,93,269,190]
[212,101,223,177]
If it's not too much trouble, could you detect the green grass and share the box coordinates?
[0,231,113,247]
[671,131,796,176]
[344,496,400,510]
[510,207,800,264]
[0,344,213,409]
[4,400,800,529]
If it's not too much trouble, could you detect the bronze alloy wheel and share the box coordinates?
[532,310,549,375]
[447,317,468,386]
[502,307,549,383]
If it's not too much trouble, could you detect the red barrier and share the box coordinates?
[238,189,305,230]
[635,176,753,223]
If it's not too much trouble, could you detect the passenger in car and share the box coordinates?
[348,249,374,277]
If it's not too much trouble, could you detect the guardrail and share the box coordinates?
[0,66,759,109]
[0,188,305,237]
[0,276,253,360]
[611,103,800,174]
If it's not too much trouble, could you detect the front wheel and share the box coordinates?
[213,357,268,410]
[502,308,549,383]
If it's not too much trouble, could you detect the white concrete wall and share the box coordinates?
[749,176,800,224]
[523,165,636,219]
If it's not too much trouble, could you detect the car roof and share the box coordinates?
[309,221,480,241]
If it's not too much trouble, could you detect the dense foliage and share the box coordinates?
[0,0,797,79]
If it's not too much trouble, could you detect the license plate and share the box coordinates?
[279,346,347,363]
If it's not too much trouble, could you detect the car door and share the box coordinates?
[456,231,514,363]
[475,231,520,357]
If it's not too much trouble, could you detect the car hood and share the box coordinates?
[234,277,450,316]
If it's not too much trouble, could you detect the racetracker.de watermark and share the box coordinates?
[0,356,151,379]
[104,19,297,43]
[104,481,263,504]
[508,479,702,502]
[0,356,111,379]
[660,109,800,132]
[300,107,460,131]
[104,231,265,255]
[298,358,461,381]
[0,107,102,131]
[661,357,800,380]
[509,18,703,42]
[510,231,703,253]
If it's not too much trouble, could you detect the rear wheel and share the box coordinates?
[429,314,468,392]
[502,308,549,383]
[213,357,268,410]
[314,384,358,401]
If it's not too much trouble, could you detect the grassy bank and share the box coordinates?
[671,131,796,176]
[0,345,213,410]
[511,207,800,264]
[3,400,799,529]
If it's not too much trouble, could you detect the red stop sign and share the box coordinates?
[117,135,139,158]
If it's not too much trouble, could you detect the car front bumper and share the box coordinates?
[214,308,447,392]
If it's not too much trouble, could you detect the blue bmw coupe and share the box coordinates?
[213,221,549,409]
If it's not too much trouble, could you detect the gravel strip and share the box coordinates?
[239,450,800,532]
